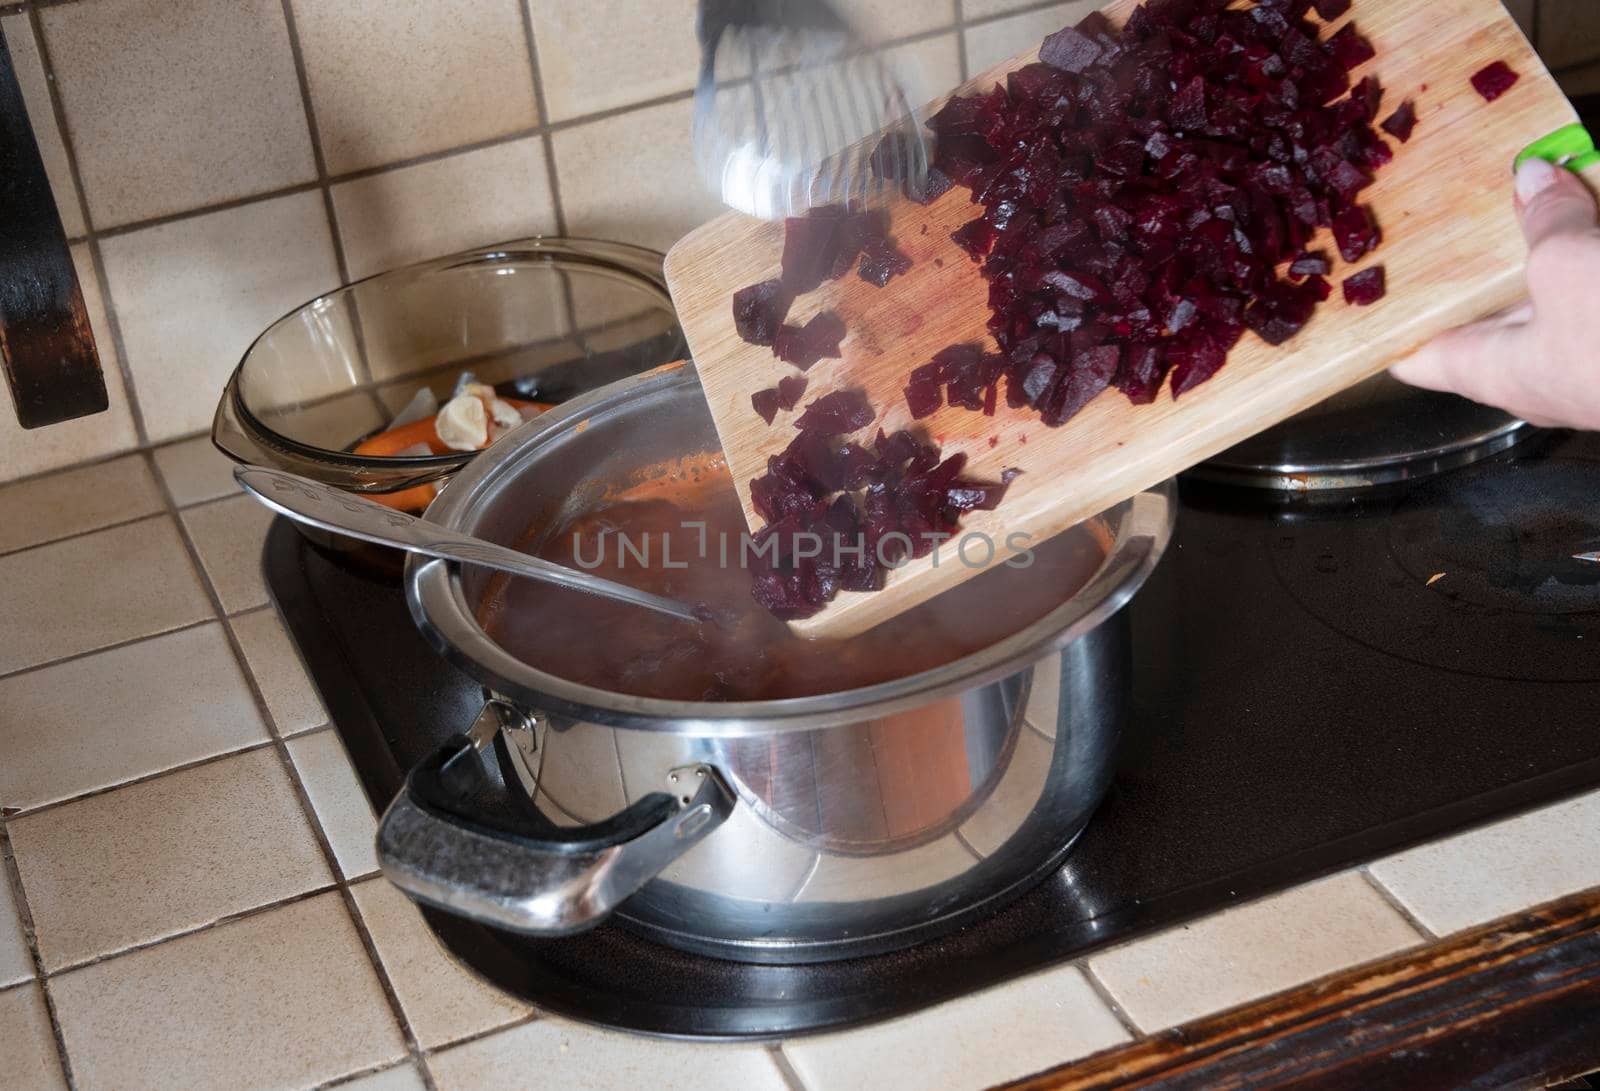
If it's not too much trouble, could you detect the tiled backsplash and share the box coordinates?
[1,0,1596,482]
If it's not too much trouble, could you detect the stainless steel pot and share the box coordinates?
[380,362,1176,962]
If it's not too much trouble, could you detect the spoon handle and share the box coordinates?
[235,466,702,623]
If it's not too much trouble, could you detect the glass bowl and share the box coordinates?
[212,237,687,501]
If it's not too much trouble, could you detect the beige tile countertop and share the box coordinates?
[2,440,1599,1091]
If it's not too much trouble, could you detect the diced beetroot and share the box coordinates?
[744,412,1012,617]
[773,312,846,371]
[1332,204,1381,262]
[780,206,885,293]
[1342,265,1386,305]
[951,217,996,260]
[903,362,944,419]
[1245,278,1319,346]
[1326,24,1376,70]
[1471,61,1518,102]
[1042,345,1120,425]
[1380,99,1417,142]
[732,280,790,347]
[795,389,874,435]
[911,166,956,205]
[858,235,913,287]
[908,0,1405,427]
[1116,343,1168,404]
[1039,23,1103,73]
[752,387,782,425]
[751,374,809,425]
[1289,251,1331,277]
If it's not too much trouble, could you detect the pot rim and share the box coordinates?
[407,363,1177,736]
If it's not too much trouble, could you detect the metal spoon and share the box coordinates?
[235,466,703,623]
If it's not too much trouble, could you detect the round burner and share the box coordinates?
[1388,461,1600,616]
[1198,374,1529,491]
[1268,457,1600,682]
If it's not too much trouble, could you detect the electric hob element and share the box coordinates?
[265,428,1600,1040]
[1272,456,1600,682]
[1198,374,1529,490]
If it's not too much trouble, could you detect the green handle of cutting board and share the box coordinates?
[1516,123,1600,173]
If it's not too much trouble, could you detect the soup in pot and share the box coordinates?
[479,457,1108,701]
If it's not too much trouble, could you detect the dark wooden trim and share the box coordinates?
[0,23,106,428]
[1011,887,1600,1090]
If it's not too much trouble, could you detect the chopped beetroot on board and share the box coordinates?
[903,368,943,419]
[780,208,849,294]
[1038,23,1103,73]
[738,0,1416,619]
[752,387,782,425]
[1289,251,1332,278]
[1380,99,1417,142]
[780,206,889,293]
[1326,24,1376,70]
[732,280,790,347]
[1333,204,1381,262]
[752,375,810,424]
[773,311,847,370]
[1471,61,1519,102]
[911,166,955,205]
[859,235,913,287]
[914,0,1404,426]
[1343,265,1386,304]
[794,389,874,434]
[745,400,1015,618]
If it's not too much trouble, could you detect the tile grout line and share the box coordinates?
[3,736,282,823]
[143,448,441,1091]
[312,1057,419,1090]
[38,882,342,980]
[0,508,168,561]
[24,3,150,449]
[417,1009,543,1058]
[516,0,582,343]
[276,0,381,399]
[0,443,159,491]
[1076,958,1147,1039]
[53,20,964,249]
[0,825,79,1089]
[1356,865,1441,941]
[954,0,971,82]
[92,180,326,240]
[278,0,354,291]
[0,613,216,687]
[517,3,570,239]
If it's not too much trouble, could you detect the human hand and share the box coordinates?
[1390,157,1600,429]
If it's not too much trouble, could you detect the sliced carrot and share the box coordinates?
[353,416,447,457]
[368,483,438,512]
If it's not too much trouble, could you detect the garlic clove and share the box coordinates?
[435,393,490,451]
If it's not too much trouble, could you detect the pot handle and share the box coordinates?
[376,705,735,936]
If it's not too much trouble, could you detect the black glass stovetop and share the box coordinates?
[264,427,1600,1040]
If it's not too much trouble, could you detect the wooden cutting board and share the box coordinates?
[664,0,1586,640]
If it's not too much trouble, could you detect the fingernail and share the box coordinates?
[1515,157,1560,203]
